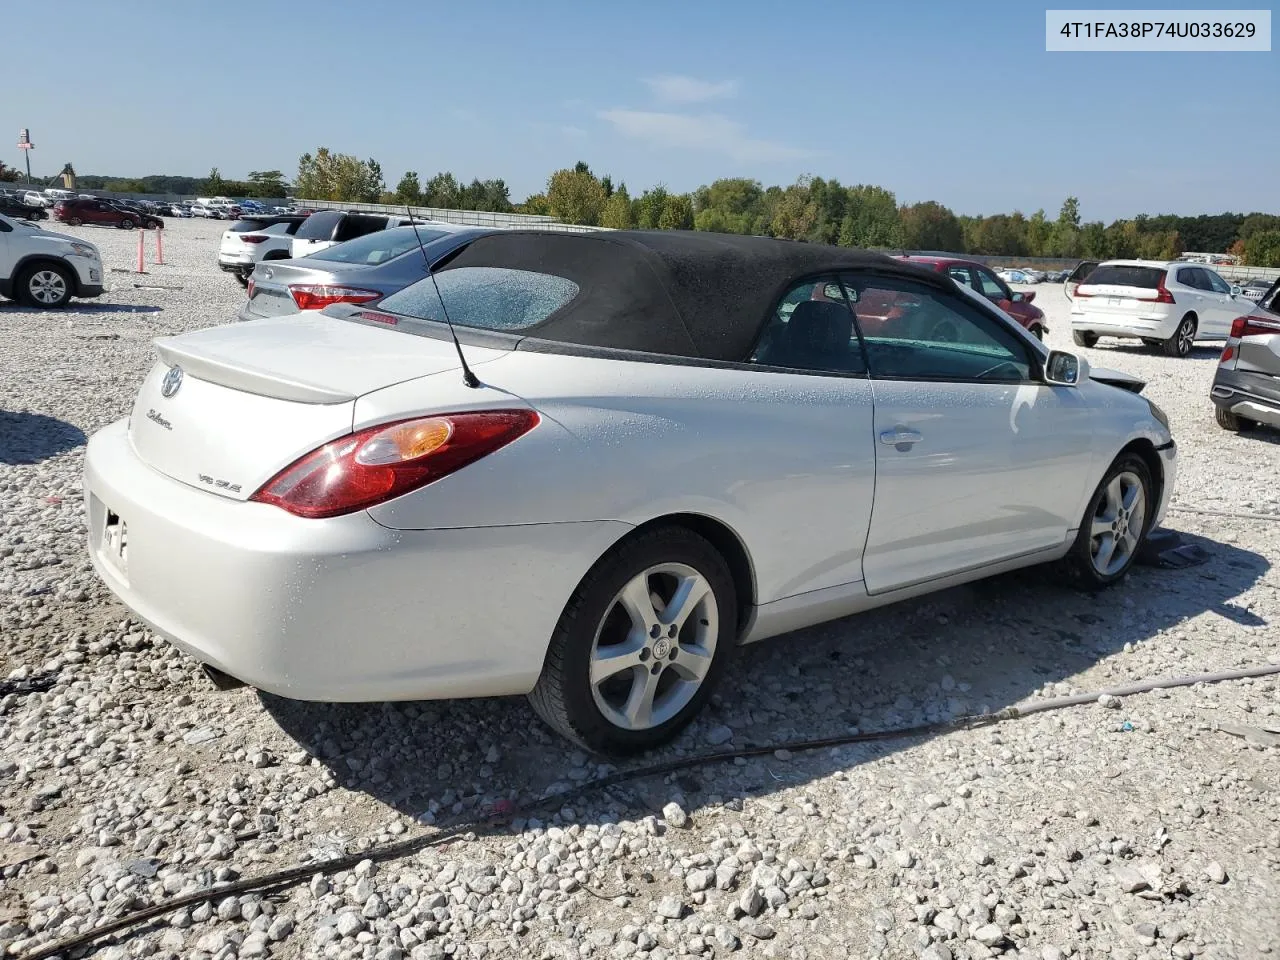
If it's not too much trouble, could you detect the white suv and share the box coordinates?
[289,210,429,258]
[0,212,104,307]
[1070,259,1251,358]
[218,215,308,286]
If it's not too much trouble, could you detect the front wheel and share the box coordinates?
[1162,315,1196,357]
[118,219,136,230]
[1072,330,1098,348]
[528,527,737,755]
[1062,454,1153,589]
[66,217,82,226]
[17,263,74,308]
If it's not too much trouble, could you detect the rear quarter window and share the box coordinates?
[1085,265,1165,288]
[378,267,580,331]
[334,215,390,243]
[293,210,344,241]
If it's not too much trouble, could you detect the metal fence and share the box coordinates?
[293,198,612,233]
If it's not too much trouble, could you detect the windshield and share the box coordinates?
[379,266,580,331]
[308,228,449,265]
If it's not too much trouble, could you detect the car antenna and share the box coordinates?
[407,207,479,389]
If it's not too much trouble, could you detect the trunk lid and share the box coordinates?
[128,313,507,500]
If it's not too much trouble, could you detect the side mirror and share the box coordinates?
[1044,349,1087,387]
[1010,292,1025,303]
[1230,285,1242,296]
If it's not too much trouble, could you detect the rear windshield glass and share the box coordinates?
[1084,265,1165,289]
[379,267,580,331]
[230,219,275,232]
[293,210,344,241]
[309,228,449,265]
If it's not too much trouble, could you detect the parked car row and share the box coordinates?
[53,198,164,230]
[0,189,50,221]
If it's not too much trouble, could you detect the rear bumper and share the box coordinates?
[1070,307,1177,339]
[84,418,630,702]
[218,260,252,274]
[1212,368,1280,428]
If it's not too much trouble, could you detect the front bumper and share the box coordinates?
[1212,368,1280,428]
[70,258,104,297]
[84,418,630,702]
[1154,440,1177,527]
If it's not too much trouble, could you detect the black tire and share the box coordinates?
[17,262,74,308]
[1162,314,1196,358]
[66,217,82,226]
[118,218,136,230]
[528,526,738,755]
[1215,406,1251,431]
[1072,330,1098,348]
[1141,338,1161,347]
[1030,325,1045,341]
[234,272,249,288]
[1062,453,1154,590]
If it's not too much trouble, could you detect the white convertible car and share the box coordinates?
[84,231,1177,754]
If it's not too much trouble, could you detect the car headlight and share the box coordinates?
[65,242,98,259]
[1146,398,1170,431]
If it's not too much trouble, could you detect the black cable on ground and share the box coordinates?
[20,662,1280,960]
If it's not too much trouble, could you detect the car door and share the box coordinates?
[1201,268,1243,337]
[841,270,1095,594]
[742,275,878,598]
[0,217,14,282]
[973,264,1017,313]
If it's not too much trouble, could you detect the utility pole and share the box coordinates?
[17,128,33,183]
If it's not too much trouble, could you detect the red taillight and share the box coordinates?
[288,284,382,310]
[240,234,269,244]
[249,410,540,519]
[1153,276,1175,304]
[1071,285,1091,298]
[1230,314,1280,339]
[1220,344,1236,365]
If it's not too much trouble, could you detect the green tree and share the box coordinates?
[520,193,551,215]
[203,167,225,194]
[546,167,607,225]
[693,178,767,235]
[770,180,817,240]
[393,171,423,205]
[658,193,694,230]
[1243,230,1280,267]
[839,184,901,248]
[600,185,634,229]
[1025,209,1051,257]
[1051,196,1081,256]
[247,170,287,197]
[899,201,963,252]
[0,162,20,182]
[634,185,670,229]
[295,148,384,202]
[422,172,460,208]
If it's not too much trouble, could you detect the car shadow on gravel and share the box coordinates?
[259,526,1268,832]
[0,410,87,464]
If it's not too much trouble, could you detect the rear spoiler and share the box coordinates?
[154,338,356,404]
[1089,366,1145,394]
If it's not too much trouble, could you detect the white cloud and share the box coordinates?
[599,109,815,163]
[643,75,739,103]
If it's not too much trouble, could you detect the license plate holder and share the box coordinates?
[1107,297,1123,306]
[102,508,129,575]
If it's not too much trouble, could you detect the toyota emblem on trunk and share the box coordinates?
[161,365,184,398]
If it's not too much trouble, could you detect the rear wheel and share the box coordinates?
[66,217,82,226]
[1072,330,1098,348]
[528,527,737,754]
[1030,325,1045,341]
[1162,314,1196,357]
[118,218,136,230]
[17,263,73,308]
[1063,453,1153,589]
[1215,406,1252,431]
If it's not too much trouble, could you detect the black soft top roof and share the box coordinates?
[438,229,946,362]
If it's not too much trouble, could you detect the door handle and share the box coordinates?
[880,428,922,446]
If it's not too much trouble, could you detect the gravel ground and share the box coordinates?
[1,221,1278,960]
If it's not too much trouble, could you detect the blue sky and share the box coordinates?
[2,0,1275,221]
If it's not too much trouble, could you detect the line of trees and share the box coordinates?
[31,148,1280,266]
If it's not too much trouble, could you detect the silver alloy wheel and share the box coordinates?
[28,270,68,305]
[589,563,718,731]
[1089,470,1146,576]
[1176,318,1194,355]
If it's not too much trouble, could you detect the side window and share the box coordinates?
[1176,267,1198,287]
[1204,269,1231,294]
[974,268,1009,301]
[842,273,1033,383]
[748,277,866,375]
[946,265,977,290]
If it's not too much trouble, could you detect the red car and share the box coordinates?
[897,256,1048,339]
[53,198,159,230]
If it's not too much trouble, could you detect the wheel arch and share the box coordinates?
[13,255,79,293]
[1114,437,1165,517]
[597,512,757,640]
